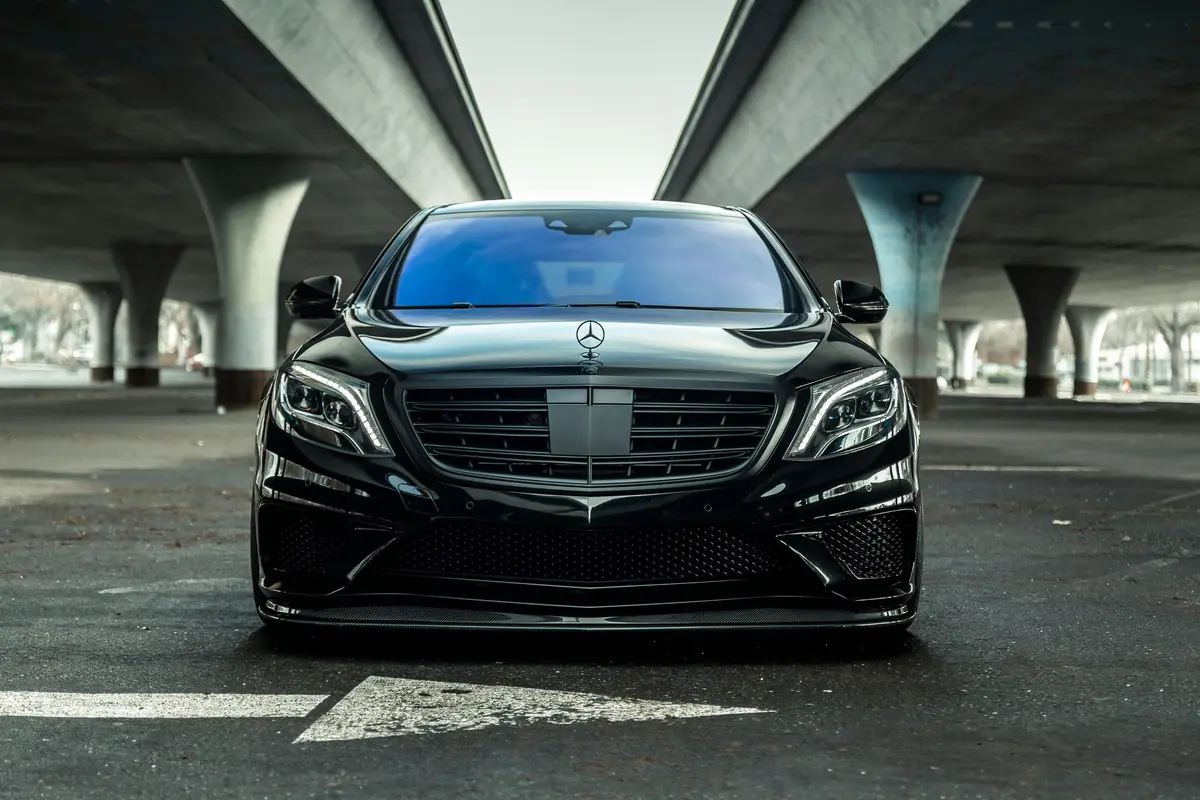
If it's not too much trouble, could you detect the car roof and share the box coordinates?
[429,199,743,217]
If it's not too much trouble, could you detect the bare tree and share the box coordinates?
[0,274,83,361]
[977,320,1024,365]
[1152,303,1200,392]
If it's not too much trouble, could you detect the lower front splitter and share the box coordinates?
[261,600,913,631]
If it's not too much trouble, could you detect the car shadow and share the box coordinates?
[243,624,923,666]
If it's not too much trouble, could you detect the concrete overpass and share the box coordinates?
[657,0,1200,414]
[0,0,508,406]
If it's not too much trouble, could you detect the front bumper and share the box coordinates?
[252,415,922,631]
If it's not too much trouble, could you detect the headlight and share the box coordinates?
[784,367,907,460]
[271,362,393,456]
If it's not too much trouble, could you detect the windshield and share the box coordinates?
[382,209,799,311]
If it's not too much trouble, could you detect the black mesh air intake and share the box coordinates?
[256,503,380,581]
[372,522,796,585]
[822,510,914,580]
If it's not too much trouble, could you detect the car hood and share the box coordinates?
[290,307,881,384]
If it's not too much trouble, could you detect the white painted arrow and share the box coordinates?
[0,691,328,719]
[293,676,773,743]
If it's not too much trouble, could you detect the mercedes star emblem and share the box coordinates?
[576,320,605,350]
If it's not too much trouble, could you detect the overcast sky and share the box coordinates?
[439,0,735,200]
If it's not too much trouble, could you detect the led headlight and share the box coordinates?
[271,362,393,456]
[784,366,908,460]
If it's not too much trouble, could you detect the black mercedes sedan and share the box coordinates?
[252,200,921,635]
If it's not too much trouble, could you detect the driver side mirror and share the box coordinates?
[833,279,888,325]
[285,275,343,320]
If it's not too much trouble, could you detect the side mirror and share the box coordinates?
[285,275,343,319]
[833,279,888,325]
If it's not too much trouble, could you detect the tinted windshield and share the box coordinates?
[383,209,798,311]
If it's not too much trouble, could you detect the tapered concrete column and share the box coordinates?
[111,242,185,387]
[78,281,122,383]
[943,320,983,389]
[185,157,311,408]
[1004,265,1080,399]
[847,172,983,418]
[194,301,219,377]
[1065,305,1114,397]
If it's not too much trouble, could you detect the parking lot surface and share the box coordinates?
[0,385,1196,799]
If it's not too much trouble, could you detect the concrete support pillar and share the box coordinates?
[184,157,311,408]
[866,325,882,351]
[1065,305,1114,397]
[194,301,219,377]
[78,281,122,383]
[1004,265,1080,399]
[846,171,983,418]
[111,242,185,387]
[943,320,983,389]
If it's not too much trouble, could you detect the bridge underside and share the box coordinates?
[753,0,1200,319]
[0,0,493,303]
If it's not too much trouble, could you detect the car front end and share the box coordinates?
[251,201,922,633]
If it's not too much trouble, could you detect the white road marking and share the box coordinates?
[99,578,243,594]
[923,465,1100,473]
[0,691,328,719]
[294,676,772,743]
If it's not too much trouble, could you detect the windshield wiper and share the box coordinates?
[388,303,552,309]
[560,302,779,312]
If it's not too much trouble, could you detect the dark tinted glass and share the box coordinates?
[388,210,794,310]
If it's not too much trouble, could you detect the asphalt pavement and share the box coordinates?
[0,383,1196,799]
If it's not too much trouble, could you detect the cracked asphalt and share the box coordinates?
[0,381,1196,799]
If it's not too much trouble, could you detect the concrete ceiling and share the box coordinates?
[0,0,499,303]
[666,0,1200,320]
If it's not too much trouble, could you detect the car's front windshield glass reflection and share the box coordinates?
[383,209,799,312]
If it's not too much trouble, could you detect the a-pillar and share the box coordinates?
[185,157,311,408]
[1065,305,1114,397]
[846,171,983,418]
[1004,265,1079,399]
[193,301,219,377]
[78,281,122,383]
[111,242,185,387]
[943,320,983,389]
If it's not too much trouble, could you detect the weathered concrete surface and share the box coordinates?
[0,388,1195,798]
[660,0,1200,320]
[0,0,506,303]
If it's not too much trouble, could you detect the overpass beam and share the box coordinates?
[185,157,311,409]
[1065,305,1114,397]
[111,242,185,387]
[847,171,983,418]
[943,320,983,389]
[78,281,122,383]
[1004,265,1080,399]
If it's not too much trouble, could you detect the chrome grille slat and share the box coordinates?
[403,386,777,486]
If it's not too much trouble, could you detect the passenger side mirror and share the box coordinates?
[833,279,888,325]
[286,275,343,319]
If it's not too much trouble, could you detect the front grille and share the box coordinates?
[404,386,586,481]
[371,523,796,585]
[605,387,776,481]
[403,385,777,485]
[822,511,912,580]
